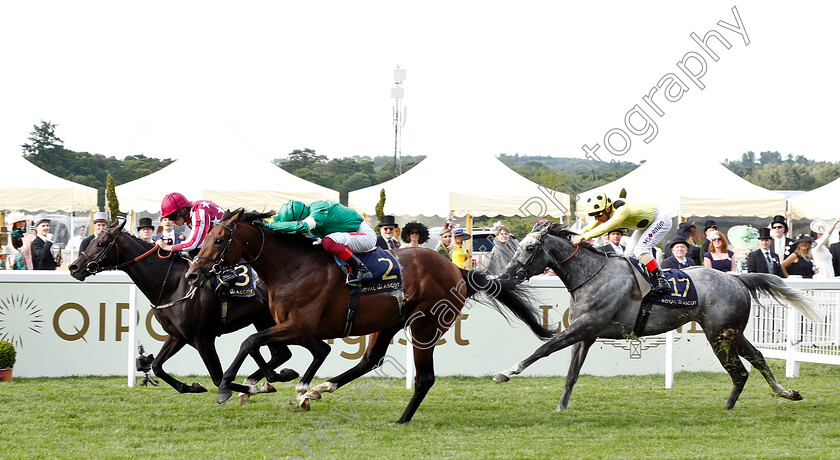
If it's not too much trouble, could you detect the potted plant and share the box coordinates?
[0,340,16,382]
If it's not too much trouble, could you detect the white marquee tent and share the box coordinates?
[576,156,787,219]
[788,177,840,220]
[116,123,339,213]
[348,154,570,218]
[1,147,98,212]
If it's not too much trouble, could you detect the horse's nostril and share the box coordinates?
[69,264,78,272]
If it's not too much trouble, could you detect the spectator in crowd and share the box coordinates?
[5,211,34,270]
[401,221,429,248]
[770,215,795,260]
[152,217,183,246]
[436,226,455,260]
[80,212,109,252]
[727,225,759,274]
[700,220,718,255]
[746,227,784,276]
[831,239,840,279]
[136,217,155,243]
[810,218,839,279]
[487,222,520,274]
[782,234,817,278]
[68,225,87,254]
[674,221,703,266]
[598,228,626,255]
[662,239,696,270]
[375,215,400,250]
[451,228,472,269]
[703,230,735,272]
[30,215,58,270]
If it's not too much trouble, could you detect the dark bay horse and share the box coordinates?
[495,221,820,411]
[185,209,553,424]
[69,219,330,399]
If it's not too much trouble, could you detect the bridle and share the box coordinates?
[77,231,163,274]
[195,221,266,275]
[510,232,580,281]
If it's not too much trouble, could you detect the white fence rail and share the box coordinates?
[746,280,840,377]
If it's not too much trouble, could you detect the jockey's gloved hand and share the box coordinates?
[252,219,268,229]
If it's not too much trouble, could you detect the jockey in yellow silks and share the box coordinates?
[570,192,672,295]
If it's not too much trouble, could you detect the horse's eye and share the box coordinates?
[214,238,223,245]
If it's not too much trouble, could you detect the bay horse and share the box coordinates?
[68,219,330,399]
[185,209,554,424]
[494,221,820,411]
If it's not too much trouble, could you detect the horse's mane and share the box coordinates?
[543,222,607,256]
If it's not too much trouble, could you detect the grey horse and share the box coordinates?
[495,221,820,411]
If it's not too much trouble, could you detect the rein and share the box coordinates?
[196,222,266,275]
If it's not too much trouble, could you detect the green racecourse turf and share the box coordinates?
[2,361,839,459]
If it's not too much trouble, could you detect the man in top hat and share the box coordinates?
[30,215,58,270]
[376,215,400,250]
[674,221,702,266]
[598,228,627,255]
[661,239,696,270]
[747,227,784,276]
[79,211,109,252]
[770,214,795,259]
[700,220,718,255]
[136,217,155,243]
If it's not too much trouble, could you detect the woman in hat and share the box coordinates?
[136,217,156,243]
[451,228,472,269]
[435,226,455,259]
[702,230,735,272]
[782,234,818,278]
[5,211,34,270]
[809,217,839,279]
[400,221,429,248]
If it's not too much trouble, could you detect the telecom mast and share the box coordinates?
[391,66,407,176]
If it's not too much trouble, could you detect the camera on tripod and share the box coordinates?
[136,344,159,387]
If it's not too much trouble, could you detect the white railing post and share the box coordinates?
[785,303,799,378]
[405,329,414,389]
[127,284,137,387]
[665,330,674,388]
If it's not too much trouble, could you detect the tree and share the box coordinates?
[105,174,120,218]
[375,189,386,223]
[21,120,63,156]
[759,151,782,165]
[281,148,327,172]
[741,151,755,164]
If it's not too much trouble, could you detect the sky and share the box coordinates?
[1,1,838,167]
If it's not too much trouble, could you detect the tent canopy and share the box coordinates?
[1,146,98,212]
[348,154,570,218]
[576,157,787,219]
[116,123,339,213]
[788,177,840,219]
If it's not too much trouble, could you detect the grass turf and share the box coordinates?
[1,361,838,459]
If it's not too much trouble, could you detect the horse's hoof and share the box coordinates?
[299,398,311,411]
[191,382,207,393]
[238,393,251,405]
[303,389,322,400]
[493,373,510,383]
[790,389,803,401]
[277,368,300,382]
[262,382,277,394]
[217,390,233,405]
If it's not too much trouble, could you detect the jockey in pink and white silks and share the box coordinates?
[570,192,672,295]
[155,192,225,254]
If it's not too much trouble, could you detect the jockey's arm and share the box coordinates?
[580,205,632,240]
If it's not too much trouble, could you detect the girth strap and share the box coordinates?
[633,302,654,337]
[342,289,362,337]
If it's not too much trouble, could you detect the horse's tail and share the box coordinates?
[735,273,820,323]
[459,269,554,340]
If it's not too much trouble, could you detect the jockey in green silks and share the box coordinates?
[267,200,378,286]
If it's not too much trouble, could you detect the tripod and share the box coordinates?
[138,370,159,387]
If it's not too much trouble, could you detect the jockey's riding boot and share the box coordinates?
[648,267,670,295]
[345,255,373,286]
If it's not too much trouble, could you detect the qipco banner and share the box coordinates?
[0,272,722,379]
